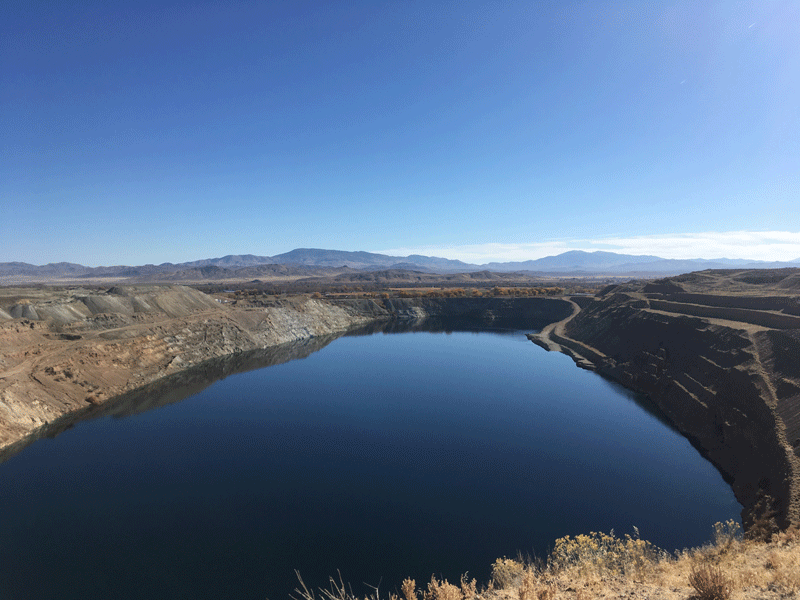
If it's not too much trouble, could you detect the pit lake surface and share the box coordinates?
[0,324,740,600]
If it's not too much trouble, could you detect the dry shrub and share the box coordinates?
[733,565,759,590]
[401,579,417,600]
[766,546,800,594]
[517,568,554,600]
[688,564,731,600]
[773,564,800,593]
[773,524,800,545]
[536,587,554,600]
[491,557,525,589]
[712,520,742,554]
[744,493,779,542]
[518,569,535,600]
[291,519,799,600]
[764,551,780,570]
[423,576,461,600]
[549,528,668,577]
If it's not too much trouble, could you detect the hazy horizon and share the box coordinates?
[3,1,799,266]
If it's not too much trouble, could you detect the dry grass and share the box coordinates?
[548,527,669,578]
[292,523,800,600]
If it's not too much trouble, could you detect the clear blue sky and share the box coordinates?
[3,1,799,266]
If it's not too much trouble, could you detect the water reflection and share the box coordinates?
[0,314,676,465]
[0,332,344,463]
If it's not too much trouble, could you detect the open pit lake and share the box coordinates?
[0,322,740,600]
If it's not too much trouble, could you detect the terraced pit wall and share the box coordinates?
[539,287,800,535]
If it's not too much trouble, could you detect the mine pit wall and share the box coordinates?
[656,292,800,315]
[0,296,379,454]
[0,293,571,457]
[561,295,800,533]
[647,299,800,329]
[759,329,800,451]
[369,296,575,325]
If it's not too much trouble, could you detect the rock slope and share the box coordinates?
[0,286,378,453]
[530,270,800,535]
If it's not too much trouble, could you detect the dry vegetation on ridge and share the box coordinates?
[293,523,800,600]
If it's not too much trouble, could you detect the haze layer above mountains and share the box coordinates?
[3,249,800,283]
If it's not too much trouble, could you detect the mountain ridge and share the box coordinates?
[3,248,800,281]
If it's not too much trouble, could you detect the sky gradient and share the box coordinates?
[3,1,799,266]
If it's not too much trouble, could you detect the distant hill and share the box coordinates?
[482,250,662,272]
[178,254,275,269]
[138,264,355,282]
[3,248,800,283]
[269,248,474,272]
[483,252,797,274]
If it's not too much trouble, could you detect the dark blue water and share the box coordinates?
[0,328,739,600]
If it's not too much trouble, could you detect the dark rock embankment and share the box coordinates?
[372,296,574,327]
[531,271,800,535]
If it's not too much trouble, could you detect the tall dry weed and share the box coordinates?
[491,557,525,589]
[422,576,461,600]
[292,571,357,600]
[764,545,800,594]
[688,564,731,600]
[400,579,417,600]
[518,569,535,600]
[459,574,477,600]
[536,587,554,600]
[517,568,555,600]
[712,520,742,554]
[291,520,799,600]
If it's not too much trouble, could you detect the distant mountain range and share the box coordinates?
[2,248,800,282]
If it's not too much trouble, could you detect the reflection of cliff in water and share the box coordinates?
[102,333,348,418]
[0,332,347,464]
[347,315,553,336]
[351,317,684,437]
[593,373,683,438]
[0,314,678,468]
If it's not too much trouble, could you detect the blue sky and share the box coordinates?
[3,1,799,266]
